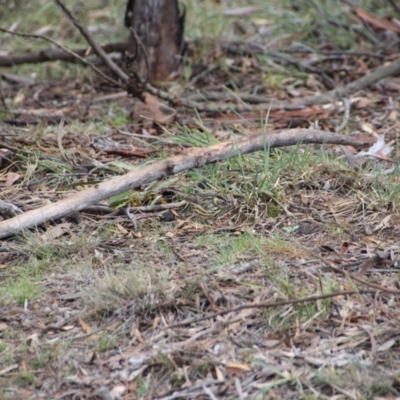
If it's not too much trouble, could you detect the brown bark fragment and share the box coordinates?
[125,0,185,82]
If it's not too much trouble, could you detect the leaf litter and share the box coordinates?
[1,0,400,399]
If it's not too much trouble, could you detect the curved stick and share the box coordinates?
[0,129,360,239]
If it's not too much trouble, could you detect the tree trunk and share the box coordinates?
[125,0,185,83]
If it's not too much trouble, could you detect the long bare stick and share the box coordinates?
[0,27,122,88]
[54,0,129,82]
[164,289,378,329]
[0,129,360,239]
[0,41,128,67]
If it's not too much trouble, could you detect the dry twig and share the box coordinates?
[0,41,128,67]
[284,233,400,295]
[54,0,129,83]
[164,289,377,329]
[0,27,121,87]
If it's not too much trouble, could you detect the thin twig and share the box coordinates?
[0,41,128,67]
[388,0,400,16]
[127,201,186,212]
[336,97,351,132]
[126,207,138,230]
[157,381,224,400]
[284,233,400,295]
[223,40,385,58]
[53,0,129,83]
[0,27,121,88]
[164,289,377,329]
[203,385,219,400]
[117,130,179,145]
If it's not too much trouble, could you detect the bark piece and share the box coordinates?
[125,0,185,82]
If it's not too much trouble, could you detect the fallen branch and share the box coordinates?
[219,39,385,62]
[0,27,122,88]
[0,41,128,67]
[0,128,360,239]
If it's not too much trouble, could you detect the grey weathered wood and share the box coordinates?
[0,129,361,239]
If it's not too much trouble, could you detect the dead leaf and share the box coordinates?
[269,107,325,121]
[377,338,395,352]
[352,131,377,146]
[340,242,349,254]
[300,193,309,205]
[359,121,377,136]
[61,325,75,331]
[131,320,144,342]
[356,134,393,160]
[40,223,71,241]
[116,223,129,235]
[152,316,160,330]
[357,257,375,277]
[353,96,381,109]
[12,91,25,106]
[26,333,41,356]
[373,215,392,232]
[20,360,28,372]
[215,365,224,381]
[4,172,21,186]
[265,339,280,348]
[0,364,19,376]
[78,317,91,334]
[340,145,363,168]
[132,94,174,128]
[354,7,400,34]
[110,385,126,398]
[225,362,252,375]
[106,319,124,332]
[0,322,9,331]
[223,6,260,16]
[127,380,138,394]
[228,294,262,332]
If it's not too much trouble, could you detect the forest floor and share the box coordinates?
[1,1,400,399]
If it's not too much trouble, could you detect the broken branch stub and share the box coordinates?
[0,129,361,239]
[125,0,185,82]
